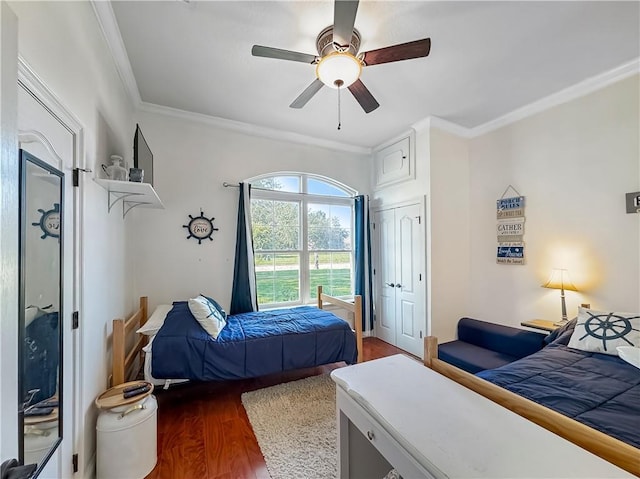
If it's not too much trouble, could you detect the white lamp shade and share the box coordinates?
[316,52,362,89]
[542,268,578,292]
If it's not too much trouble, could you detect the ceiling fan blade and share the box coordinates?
[361,38,431,66]
[333,0,359,47]
[348,79,379,113]
[290,79,325,109]
[252,45,317,64]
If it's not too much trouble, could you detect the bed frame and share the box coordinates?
[111,288,364,386]
[317,285,364,363]
[424,336,640,476]
[111,296,149,387]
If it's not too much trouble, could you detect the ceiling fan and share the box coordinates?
[251,0,431,114]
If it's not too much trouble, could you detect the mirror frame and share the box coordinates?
[18,149,64,474]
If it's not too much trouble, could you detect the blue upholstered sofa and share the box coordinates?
[438,317,547,374]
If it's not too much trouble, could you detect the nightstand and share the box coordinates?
[520,319,559,332]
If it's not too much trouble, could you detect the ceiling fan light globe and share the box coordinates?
[316,52,361,89]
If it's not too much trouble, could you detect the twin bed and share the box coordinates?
[426,320,640,476]
[111,286,363,387]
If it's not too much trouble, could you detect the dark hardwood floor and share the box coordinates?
[145,338,407,479]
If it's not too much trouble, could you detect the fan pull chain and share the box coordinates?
[337,87,342,130]
[335,79,344,130]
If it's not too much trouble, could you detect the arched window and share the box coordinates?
[249,173,356,307]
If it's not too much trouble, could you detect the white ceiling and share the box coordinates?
[110,1,640,149]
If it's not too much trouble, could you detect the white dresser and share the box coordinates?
[330,354,632,479]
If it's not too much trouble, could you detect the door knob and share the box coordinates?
[395,283,402,288]
[385,282,395,287]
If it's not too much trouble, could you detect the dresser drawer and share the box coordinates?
[336,388,441,479]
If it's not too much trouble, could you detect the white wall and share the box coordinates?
[7,1,136,476]
[428,128,471,342]
[131,111,371,312]
[468,74,640,326]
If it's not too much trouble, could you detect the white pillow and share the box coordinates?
[568,307,640,356]
[616,346,640,369]
[137,304,173,336]
[188,295,227,339]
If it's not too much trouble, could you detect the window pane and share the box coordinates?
[307,178,349,197]
[252,176,300,193]
[255,253,300,304]
[308,203,352,251]
[251,199,300,251]
[309,252,353,299]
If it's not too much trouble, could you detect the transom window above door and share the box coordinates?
[249,174,356,308]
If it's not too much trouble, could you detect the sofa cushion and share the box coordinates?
[457,317,545,359]
[438,340,520,374]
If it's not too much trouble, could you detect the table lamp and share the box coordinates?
[542,268,578,325]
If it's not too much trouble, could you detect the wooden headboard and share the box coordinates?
[110,296,148,387]
[424,337,639,476]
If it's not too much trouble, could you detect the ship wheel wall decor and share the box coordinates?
[183,211,219,244]
[33,203,61,239]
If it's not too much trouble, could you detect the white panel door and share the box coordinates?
[394,204,423,357]
[373,202,425,357]
[374,209,396,345]
[17,78,77,479]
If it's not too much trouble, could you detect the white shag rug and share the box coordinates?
[241,375,337,479]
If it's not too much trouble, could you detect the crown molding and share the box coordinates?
[412,116,472,138]
[89,2,369,155]
[18,57,84,134]
[91,0,141,106]
[139,102,372,155]
[470,57,640,137]
[411,58,640,140]
[89,3,638,153]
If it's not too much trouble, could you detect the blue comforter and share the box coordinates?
[477,322,640,448]
[151,302,358,381]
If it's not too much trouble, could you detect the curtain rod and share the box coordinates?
[223,181,361,199]
[223,182,272,193]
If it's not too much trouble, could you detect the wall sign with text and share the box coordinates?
[496,194,525,265]
[625,191,640,214]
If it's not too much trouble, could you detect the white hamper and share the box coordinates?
[97,394,157,479]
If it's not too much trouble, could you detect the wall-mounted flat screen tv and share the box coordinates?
[134,124,153,186]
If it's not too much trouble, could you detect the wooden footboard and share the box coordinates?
[317,285,363,363]
[111,296,148,387]
[424,336,640,476]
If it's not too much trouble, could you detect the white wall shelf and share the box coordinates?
[94,178,164,218]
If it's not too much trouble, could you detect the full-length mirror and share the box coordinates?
[19,150,63,475]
